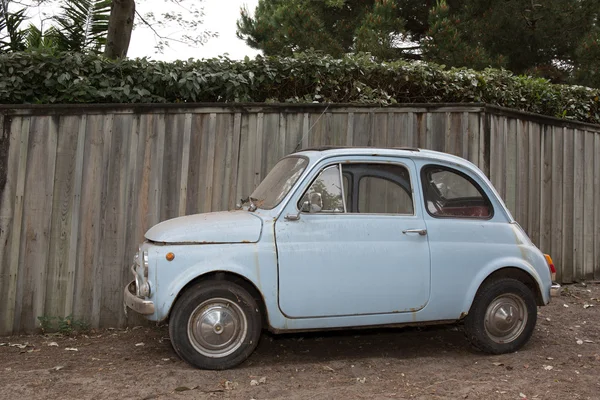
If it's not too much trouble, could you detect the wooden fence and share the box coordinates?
[0,103,599,334]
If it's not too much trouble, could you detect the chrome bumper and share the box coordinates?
[124,280,155,315]
[550,283,562,297]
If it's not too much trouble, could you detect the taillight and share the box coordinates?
[544,254,556,281]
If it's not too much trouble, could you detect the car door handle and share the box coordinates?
[402,229,427,236]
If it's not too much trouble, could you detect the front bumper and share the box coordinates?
[124,280,155,315]
[550,283,562,297]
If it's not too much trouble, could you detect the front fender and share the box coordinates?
[460,256,545,314]
[149,243,270,322]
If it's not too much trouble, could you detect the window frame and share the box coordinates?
[420,164,495,220]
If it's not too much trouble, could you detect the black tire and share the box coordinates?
[464,278,537,354]
[169,280,262,370]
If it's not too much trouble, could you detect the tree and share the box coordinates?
[573,28,600,88]
[236,0,418,60]
[423,0,600,84]
[421,0,506,71]
[103,0,134,58]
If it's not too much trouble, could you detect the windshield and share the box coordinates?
[250,156,309,210]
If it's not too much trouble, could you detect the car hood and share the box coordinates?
[145,211,263,244]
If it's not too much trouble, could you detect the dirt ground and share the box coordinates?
[1,284,600,400]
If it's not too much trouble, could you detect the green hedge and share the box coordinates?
[0,51,599,124]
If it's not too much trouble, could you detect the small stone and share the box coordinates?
[250,380,259,386]
[135,342,145,347]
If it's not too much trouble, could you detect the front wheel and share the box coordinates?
[464,278,537,354]
[169,280,262,370]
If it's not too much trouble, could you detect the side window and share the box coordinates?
[422,165,493,218]
[358,176,414,214]
[299,165,345,213]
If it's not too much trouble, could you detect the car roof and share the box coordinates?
[293,146,476,168]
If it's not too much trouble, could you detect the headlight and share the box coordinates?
[132,247,151,298]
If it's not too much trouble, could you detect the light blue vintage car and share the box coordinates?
[124,147,560,370]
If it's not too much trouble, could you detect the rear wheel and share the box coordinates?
[169,280,262,370]
[464,278,537,354]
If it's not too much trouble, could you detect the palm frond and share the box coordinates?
[0,6,28,53]
[53,0,112,53]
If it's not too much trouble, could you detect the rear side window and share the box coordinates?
[421,165,493,219]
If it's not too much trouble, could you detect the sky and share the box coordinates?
[25,0,261,61]
[128,0,261,61]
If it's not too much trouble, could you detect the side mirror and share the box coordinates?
[285,200,310,221]
[308,192,323,213]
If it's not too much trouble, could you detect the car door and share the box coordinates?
[275,157,431,318]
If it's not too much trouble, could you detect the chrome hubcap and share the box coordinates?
[484,294,527,344]
[187,298,247,358]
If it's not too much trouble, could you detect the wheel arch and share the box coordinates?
[169,271,270,329]
[462,266,545,317]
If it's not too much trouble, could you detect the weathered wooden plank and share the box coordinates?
[331,112,348,147]
[63,115,86,317]
[460,112,468,159]
[228,113,242,209]
[488,115,500,196]
[178,113,192,216]
[583,130,595,280]
[527,122,541,245]
[186,114,205,215]
[595,131,600,280]
[301,113,310,149]
[201,113,217,213]
[427,112,444,152]
[467,113,480,167]
[425,113,433,149]
[235,114,252,204]
[550,126,565,281]
[211,113,232,211]
[345,112,354,146]
[16,116,58,332]
[253,112,264,189]
[352,113,370,147]
[160,114,184,221]
[89,115,114,328]
[44,116,79,319]
[372,112,388,147]
[1,116,27,334]
[386,112,396,147]
[98,114,132,328]
[150,114,166,224]
[572,129,585,281]
[562,128,575,283]
[539,124,553,254]
[392,112,406,147]
[263,113,280,177]
[71,115,104,323]
[504,118,517,215]
[515,119,529,231]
